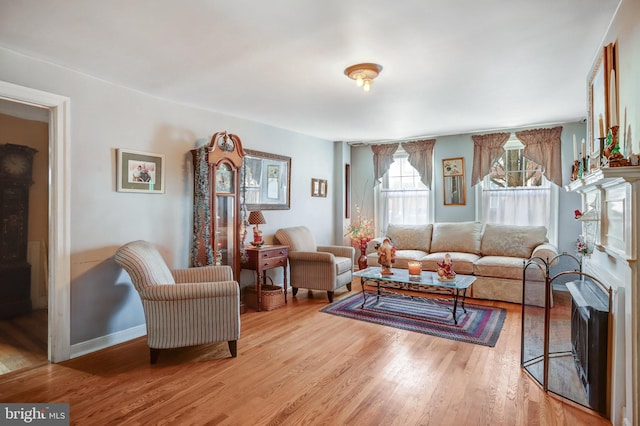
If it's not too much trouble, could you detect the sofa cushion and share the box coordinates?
[480,224,548,258]
[422,252,479,275]
[430,222,482,255]
[386,224,433,251]
[335,256,353,275]
[474,256,545,281]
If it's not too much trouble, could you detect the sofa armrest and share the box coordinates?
[172,265,234,283]
[531,243,558,263]
[138,280,239,301]
[289,251,335,263]
[317,245,355,259]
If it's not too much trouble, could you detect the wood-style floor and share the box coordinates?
[0,309,48,374]
[0,281,610,426]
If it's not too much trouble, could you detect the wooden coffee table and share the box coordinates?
[353,267,476,325]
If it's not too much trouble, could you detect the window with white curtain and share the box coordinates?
[376,148,431,233]
[479,136,558,244]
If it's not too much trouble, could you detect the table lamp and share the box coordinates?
[248,211,266,246]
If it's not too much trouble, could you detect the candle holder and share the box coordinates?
[407,261,422,280]
[597,137,606,168]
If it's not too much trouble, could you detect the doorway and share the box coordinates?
[0,81,71,366]
[0,103,49,373]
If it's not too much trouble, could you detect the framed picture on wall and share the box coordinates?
[442,157,465,206]
[311,178,327,197]
[117,149,165,193]
[242,149,291,210]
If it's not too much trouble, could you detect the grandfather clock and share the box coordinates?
[191,132,245,279]
[0,143,37,319]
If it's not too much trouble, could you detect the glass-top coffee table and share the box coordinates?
[353,267,476,325]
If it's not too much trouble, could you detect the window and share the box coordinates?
[376,148,431,232]
[479,136,557,244]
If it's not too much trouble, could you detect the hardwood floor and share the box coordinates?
[0,309,48,374]
[0,282,610,425]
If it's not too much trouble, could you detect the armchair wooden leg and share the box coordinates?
[347,283,352,291]
[327,291,334,303]
[228,340,237,358]
[150,348,160,364]
[292,287,299,296]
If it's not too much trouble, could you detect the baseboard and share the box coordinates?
[70,324,147,358]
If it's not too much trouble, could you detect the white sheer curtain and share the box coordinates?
[482,187,550,227]
[379,189,429,228]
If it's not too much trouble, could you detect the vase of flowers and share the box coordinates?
[345,205,374,270]
[576,235,592,257]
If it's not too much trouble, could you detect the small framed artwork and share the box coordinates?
[311,178,327,197]
[442,157,465,206]
[117,149,165,193]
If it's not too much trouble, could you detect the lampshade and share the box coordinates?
[344,63,383,92]
[248,211,266,225]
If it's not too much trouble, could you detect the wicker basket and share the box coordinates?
[245,285,285,311]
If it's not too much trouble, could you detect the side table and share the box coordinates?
[242,245,288,311]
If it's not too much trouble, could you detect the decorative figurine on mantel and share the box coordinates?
[376,238,396,276]
[604,126,629,167]
[437,253,456,282]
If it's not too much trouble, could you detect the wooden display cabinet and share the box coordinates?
[191,132,245,279]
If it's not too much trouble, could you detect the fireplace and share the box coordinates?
[566,279,609,417]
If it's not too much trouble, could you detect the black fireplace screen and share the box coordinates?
[521,253,611,418]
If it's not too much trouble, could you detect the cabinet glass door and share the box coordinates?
[215,194,235,268]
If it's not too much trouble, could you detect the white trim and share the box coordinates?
[70,325,147,359]
[0,80,71,363]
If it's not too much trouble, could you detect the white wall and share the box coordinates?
[0,46,336,345]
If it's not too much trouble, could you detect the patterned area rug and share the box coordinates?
[321,291,506,347]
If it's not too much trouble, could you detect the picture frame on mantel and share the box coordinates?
[442,157,466,206]
[117,149,165,193]
[588,42,616,171]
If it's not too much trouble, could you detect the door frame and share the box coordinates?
[0,80,71,363]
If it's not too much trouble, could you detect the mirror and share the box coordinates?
[442,157,466,205]
[242,149,291,210]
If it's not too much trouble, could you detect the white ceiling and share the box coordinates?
[0,0,620,142]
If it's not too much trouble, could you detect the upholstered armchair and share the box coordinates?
[274,226,355,303]
[114,240,241,364]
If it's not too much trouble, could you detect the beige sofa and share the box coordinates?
[365,222,557,306]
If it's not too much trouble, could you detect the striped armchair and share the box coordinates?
[114,240,240,363]
[274,226,355,303]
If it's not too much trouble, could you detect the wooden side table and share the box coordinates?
[242,245,288,311]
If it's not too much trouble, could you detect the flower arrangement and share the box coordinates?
[345,205,375,252]
[576,235,592,256]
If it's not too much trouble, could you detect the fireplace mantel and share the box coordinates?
[566,166,639,425]
[566,166,640,193]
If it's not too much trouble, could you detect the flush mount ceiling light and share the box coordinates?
[344,63,383,92]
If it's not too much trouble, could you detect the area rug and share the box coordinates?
[321,292,506,347]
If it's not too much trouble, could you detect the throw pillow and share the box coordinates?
[481,224,548,258]
[386,224,433,251]
[430,222,483,254]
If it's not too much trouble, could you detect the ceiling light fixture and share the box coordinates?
[344,63,383,92]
